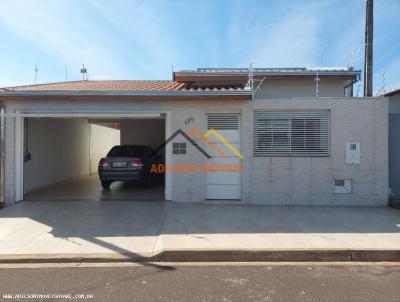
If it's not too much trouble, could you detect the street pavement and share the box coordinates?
[0,263,399,301]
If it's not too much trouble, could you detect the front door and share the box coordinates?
[206,113,241,200]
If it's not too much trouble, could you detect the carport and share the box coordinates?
[13,111,172,202]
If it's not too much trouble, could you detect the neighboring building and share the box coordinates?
[384,87,400,202]
[0,67,388,206]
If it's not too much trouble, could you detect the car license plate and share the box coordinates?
[112,161,127,167]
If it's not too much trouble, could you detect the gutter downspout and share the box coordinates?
[344,80,356,97]
[0,103,5,208]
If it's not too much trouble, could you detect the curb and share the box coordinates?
[153,249,400,262]
[1,250,400,264]
[0,253,150,264]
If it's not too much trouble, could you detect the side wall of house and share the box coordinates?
[120,119,165,149]
[255,78,351,98]
[389,93,400,200]
[89,123,120,174]
[2,96,388,206]
[24,118,90,192]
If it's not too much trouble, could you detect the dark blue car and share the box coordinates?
[98,145,163,189]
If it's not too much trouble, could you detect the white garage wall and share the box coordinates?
[89,123,120,174]
[24,118,90,192]
[120,119,164,149]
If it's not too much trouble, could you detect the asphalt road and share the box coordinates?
[0,263,399,302]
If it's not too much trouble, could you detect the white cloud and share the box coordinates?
[0,0,399,89]
[226,0,327,67]
[0,0,131,81]
[87,0,192,78]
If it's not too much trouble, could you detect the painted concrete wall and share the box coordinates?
[89,123,120,174]
[23,118,90,192]
[245,98,388,206]
[389,93,400,199]
[3,96,388,206]
[120,119,164,149]
[166,98,388,206]
[255,78,350,98]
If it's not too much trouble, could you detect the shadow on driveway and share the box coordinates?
[0,200,399,263]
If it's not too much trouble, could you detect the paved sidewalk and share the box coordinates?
[0,201,399,261]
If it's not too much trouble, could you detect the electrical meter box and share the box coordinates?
[346,142,360,165]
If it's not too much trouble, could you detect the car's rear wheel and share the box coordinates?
[101,180,111,190]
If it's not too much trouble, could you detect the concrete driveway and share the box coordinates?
[24,174,164,201]
[0,201,400,260]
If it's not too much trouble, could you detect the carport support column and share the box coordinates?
[165,112,172,201]
[0,103,5,207]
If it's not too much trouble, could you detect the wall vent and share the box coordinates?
[334,179,352,194]
[207,114,239,130]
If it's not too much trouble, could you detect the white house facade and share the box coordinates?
[0,67,389,207]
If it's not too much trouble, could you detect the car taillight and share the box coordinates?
[131,159,144,168]
[98,158,109,167]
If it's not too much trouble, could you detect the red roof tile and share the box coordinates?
[2,80,244,92]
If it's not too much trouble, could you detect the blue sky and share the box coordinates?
[0,0,399,94]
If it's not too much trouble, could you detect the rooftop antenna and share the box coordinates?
[34,64,38,85]
[80,64,88,81]
[245,63,265,98]
[314,72,320,97]
[245,63,254,90]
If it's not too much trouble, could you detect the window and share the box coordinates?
[173,143,186,155]
[253,111,330,156]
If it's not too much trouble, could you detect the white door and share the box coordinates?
[206,114,241,199]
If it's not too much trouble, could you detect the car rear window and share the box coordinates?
[107,146,146,157]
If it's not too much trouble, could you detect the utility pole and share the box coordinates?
[363,0,373,97]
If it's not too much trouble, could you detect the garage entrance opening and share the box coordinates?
[22,117,165,201]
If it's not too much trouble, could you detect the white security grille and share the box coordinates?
[207,114,239,130]
[253,111,330,156]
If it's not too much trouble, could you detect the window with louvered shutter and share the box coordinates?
[253,111,330,156]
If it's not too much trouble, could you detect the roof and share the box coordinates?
[196,67,354,73]
[0,80,250,97]
[0,66,360,97]
[1,80,244,92]
[382,87,400,97]
[174,67,361,81]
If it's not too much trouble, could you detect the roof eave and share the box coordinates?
[0,90,252,97]
[174,71,361,81]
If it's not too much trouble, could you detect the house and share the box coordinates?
[384,87,400,203]
[0,67,388,206]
